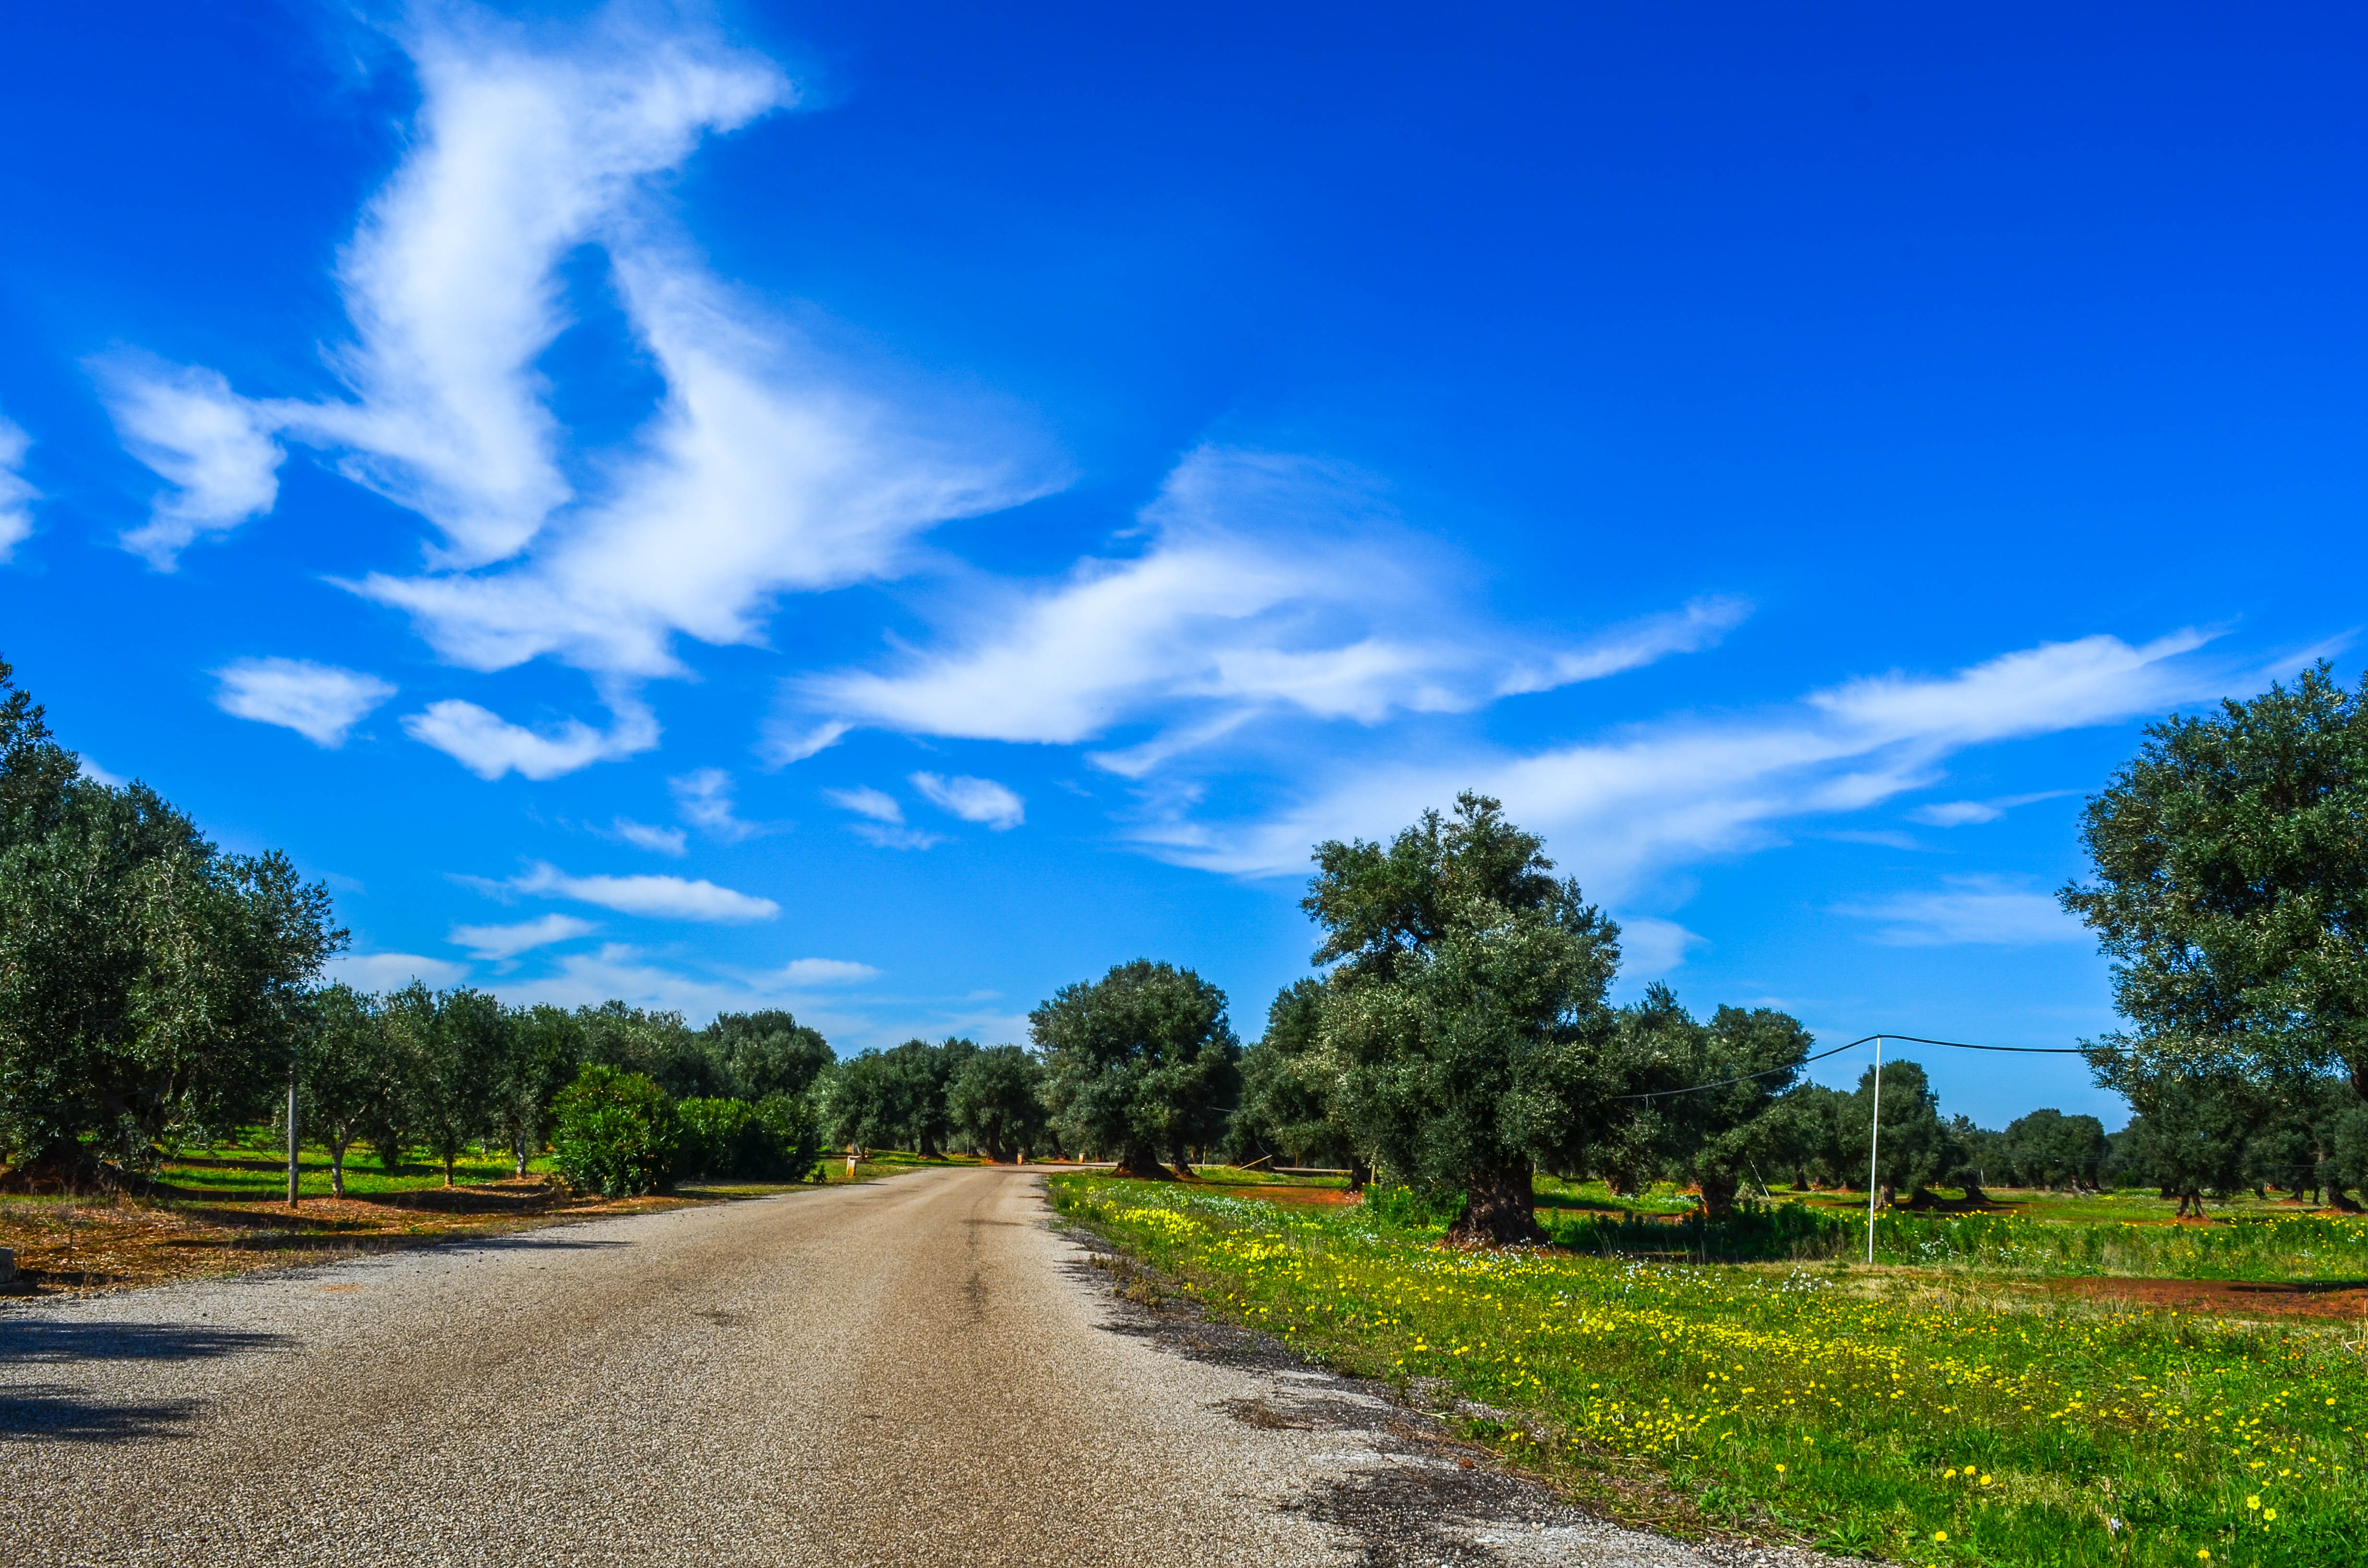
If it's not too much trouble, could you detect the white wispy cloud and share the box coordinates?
[777,448,1746,772]
[327,951,470,991]
[402,695,658,780]
[77,758,128,788]
[1140,630,2226,898]
[1834,875,2087,947]
[824,784,902,822]
[91,356,285,569]
[670,767,763,840]
[1906,789,2077,827]
[778,957,880,986]
[610,817,688,855]
[99,7,1050,780]
[910,772,1024,830]
[507,860,779,921]
[0,416,37,562]
[212,657,396,747]
[1614,916,1707,981]
[448,912,598,960]
[822,784,942,849]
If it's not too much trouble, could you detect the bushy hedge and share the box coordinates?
[551,1066,680,1196]
[678,1093,821,1181]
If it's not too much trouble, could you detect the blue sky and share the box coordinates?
[4,2,2363,1127]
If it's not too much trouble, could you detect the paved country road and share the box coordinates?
[1,1167,1850,1568]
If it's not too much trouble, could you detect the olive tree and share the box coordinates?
[0,662,342,1185]
[1307,792,1621,1242]
[1228,980,1363,1178]
[297,984,400,1198]
[1034,961,1239,1177]
[947,1045,1047,1162]
[2064,664,2368,1109]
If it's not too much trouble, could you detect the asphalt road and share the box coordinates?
[1,1167,1848,1567]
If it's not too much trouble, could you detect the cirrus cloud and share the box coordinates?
[1135,629,2232,900]
[911,772,1024,830]
[506,860,779,921]
[213,658,396,747]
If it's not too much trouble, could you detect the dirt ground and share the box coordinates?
[1195,1180,1361,1206]
[0,1181,691,1297]
[2044,1273,2368,1319]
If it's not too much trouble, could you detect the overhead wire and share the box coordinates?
[1611,1031,2105,1101]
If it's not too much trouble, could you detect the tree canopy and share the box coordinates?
[0,660,343,1184]
[1034,960,1239,1177]
[2064,663,2368,1096]
[1308,791,1621,1241]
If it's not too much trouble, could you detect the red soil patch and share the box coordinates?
[2047,1274,2368,1320]
[1197,1182,1361,1206]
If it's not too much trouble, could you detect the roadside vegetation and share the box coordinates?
[1056,1171,2368,1568]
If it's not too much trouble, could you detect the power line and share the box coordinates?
[1612,1040,1862,1100]
[1611,1031,2105,1102]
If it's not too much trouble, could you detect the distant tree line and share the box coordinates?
[12,655,2368,1233]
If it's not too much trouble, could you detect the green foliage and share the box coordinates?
[1994,1107,2111,1189]
[1554,1200,1854,1261]
[1227,979,1351,1168]
[1596,987,1815,1211]
[677,1093,822,1180]
[0,660,344,1182]
[1835,1057,1967,1201]
[296,984,400,1196]
[2065,662,2368,1094]
[489,1004,584,1178]
[703,1009,833,1102]
[753,1092,822,1180]
[823,1036,973,1155]
[945,1044,1045,1161]
[577,1001,720,1101]
[550,1065,680,1196]
[1308,791,1620,1239]
[387,983,514,1187]
[2114,1068,2258,1213]
[1034,960,1240,1176]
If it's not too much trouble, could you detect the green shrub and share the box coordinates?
[753,1092,822,1181]
[676,1093,823,1180]
[1363,1182,1467,1230]
[550,1066,679,1196]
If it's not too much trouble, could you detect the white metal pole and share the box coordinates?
[1865,1035,1883,1263]
[286,1068,300,1209]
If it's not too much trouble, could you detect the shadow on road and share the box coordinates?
[0,1319,294,1365]
[0,1385,204,1443]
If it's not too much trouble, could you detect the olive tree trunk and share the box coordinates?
[1450,1162,1543,1244]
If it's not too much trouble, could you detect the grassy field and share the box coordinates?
[1052,1172,2368,1567]
[0,1140,981,1297]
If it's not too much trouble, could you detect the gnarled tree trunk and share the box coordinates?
[1111,1142,1171,1179]
[1451,1162,1543,1244]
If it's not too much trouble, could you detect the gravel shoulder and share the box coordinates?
[2,1165,1858,1567]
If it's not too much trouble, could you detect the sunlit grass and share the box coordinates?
[1053,1175,2368,1566]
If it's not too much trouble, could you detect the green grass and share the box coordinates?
[1541,1197,2368,1285]
[155,1139,546,1199]
[1052,1174,2368,1567]
[1535,1174,1702,1217]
